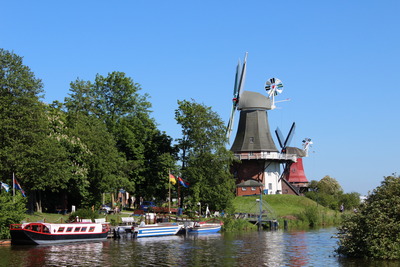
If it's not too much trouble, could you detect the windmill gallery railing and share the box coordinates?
[234,152,297,162]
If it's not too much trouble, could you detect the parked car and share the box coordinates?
[99,204,113,215]
[139,201,156,211]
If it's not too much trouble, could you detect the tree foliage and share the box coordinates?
[175,100,235,211]
[305,176,359,210]
[0,192,26,239]
[337,175,400,259]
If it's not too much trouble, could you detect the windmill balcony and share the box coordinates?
[233,152,297,162]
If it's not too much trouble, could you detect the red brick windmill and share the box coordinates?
[227,54,297,196]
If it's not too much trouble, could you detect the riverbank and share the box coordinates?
[17,194,343,231]
[233,194,343,228]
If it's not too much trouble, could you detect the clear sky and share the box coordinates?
[2,1,399,195]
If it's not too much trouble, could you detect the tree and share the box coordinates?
[305,176,359,210]
[318,175,343,195]
[0,192,26,239]
[175,100,235,211]
[65,72,176,202]
[0,49,52,209]
[337,175,400,259]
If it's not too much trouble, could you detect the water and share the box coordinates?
[1,227,399,266]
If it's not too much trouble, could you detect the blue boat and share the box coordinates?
[133,223,182,238]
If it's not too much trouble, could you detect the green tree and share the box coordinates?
[337,175,400,259]
[0,192,26,239]
[175,99,235,212]
[0,48,53,210]
[318,175,343,195]
[65,72,176,202]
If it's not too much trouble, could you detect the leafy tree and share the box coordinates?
[305,176,359,210]
[337,175,400,259]
[0,192,26,239]
[0,48,53,210]
[65,72,176,202]
[175,99,235,211]
[318,175,343,195]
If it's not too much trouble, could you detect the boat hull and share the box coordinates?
[187,225,221,234]
[10,229,108,245]
[134,224,182,238]
[10,222,109,245]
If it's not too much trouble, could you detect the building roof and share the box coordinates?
[236,179,264,187]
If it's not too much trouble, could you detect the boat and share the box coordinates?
[132,223,183,238]
[187,220,223,234]
[10,222,110,245]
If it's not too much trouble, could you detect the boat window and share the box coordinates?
[81,227,87,232]
[32,225,39,232]
[74,227,81,232]
[66,227,73,232]
[57,227,65,232]
[43,226,50,233]
[24,225,31,230]
[89,227,95,232]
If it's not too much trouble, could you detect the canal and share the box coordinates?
[1,227,399,266]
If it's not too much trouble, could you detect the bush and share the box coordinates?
[68,208,99,222]
[337,175,400,259]
[221,217,256,232]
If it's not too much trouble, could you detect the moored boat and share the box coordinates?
[187,220,223,234]
[133,223,182,238]
[10,222,110,245]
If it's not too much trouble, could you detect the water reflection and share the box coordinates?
[1,228,400,266]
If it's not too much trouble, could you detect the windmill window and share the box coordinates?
[268,183,273,190]
[241,187,247,191]
[249,137,254,144]
[251,187,256,191]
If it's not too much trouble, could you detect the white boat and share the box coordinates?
[133,223,182,238]
[10,222,110,245]
[187,220,223,234]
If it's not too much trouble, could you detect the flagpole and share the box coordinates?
[13,172,15,202]
[168,170,171,214]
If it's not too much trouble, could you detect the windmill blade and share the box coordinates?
[237,52,248,99]
[284,122,296,147]
[226,104,236,139]
[233,59,242,99]
[275,127,284,148]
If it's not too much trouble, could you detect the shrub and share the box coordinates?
[68,208,99,222]
[337,175,400,259]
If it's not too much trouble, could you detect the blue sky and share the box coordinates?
[2,1,399,195]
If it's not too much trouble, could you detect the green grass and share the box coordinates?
[233,194,342,228]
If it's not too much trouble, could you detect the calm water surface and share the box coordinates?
[1,227,399,266]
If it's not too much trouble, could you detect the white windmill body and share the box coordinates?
[227,54,298,196]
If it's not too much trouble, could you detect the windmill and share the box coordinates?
[276,123,311,193]
[228,54,299,196]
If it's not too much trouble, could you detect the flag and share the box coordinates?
[1,182,10,192]
[13,177,26,197]
[178,177,189,188]
[169,174,177,185]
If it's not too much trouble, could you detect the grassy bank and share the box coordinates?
[233,194,343,229]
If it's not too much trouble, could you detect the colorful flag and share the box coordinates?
[169,174,177,185]
[178,177,190,188]
[13,177,26,197]
[1,182,10,192]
